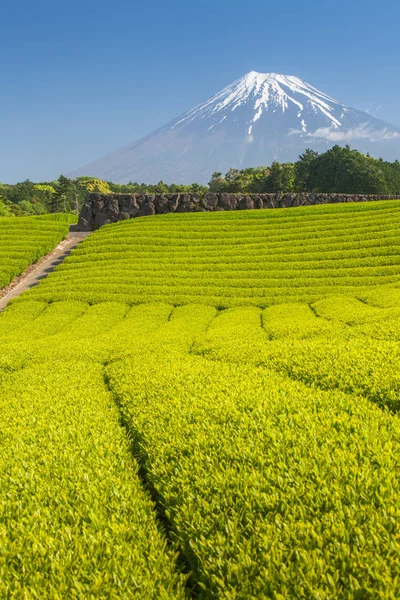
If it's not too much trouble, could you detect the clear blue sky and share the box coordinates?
[1,0,399,182]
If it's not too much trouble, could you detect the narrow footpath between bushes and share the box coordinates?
[0,227,91,312]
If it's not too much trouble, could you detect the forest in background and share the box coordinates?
[1,145,400,216]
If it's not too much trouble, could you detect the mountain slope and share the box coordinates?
[70,71,400,184]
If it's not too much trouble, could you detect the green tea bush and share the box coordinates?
[18,199,400,307]
[1,200,400,596]
[0,215,71,289]
[107,353,400,598]
[0,360,185,598]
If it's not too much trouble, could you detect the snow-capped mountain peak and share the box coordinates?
[69,71,400,184]
[170,71,345,136]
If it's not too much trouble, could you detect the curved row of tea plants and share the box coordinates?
[0,214,75,290]
[1,296,400,596]
[22,200,400,306]
[108,352,400,598]
[2,200,400,597]
[0,301,194,598]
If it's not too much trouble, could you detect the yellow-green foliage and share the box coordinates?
[20,199,400,306]
[0,360,185,598]
[263,302,341,338]
[0,214,73,289]
[2,201,400,596]
[108,354,400,598]
[77,176,112,194]
[192,300,400,412]
[312,296,384,324]
[1,299,400,596]
[0,300,47,336]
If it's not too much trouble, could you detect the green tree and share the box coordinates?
[309,146,387,194]
[33,184,56,211]
[294,149,319,191]
[0,196,14,216]
[208,172,227,192]
[155,180,169,194]
[190,182,208,195]
[52,175,74,213]
[257,162,295,193]
[76,177,112,195]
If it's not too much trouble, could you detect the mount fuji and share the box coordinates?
[70,71,400,184]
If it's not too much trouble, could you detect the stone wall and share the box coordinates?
[78,192,400,230]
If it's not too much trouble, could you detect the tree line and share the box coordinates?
[209,146,400,195]
[1,146,400,217]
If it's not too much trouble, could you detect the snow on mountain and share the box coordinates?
[69,71,400,184]
[169,72,344,133]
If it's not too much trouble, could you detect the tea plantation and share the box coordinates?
[1,200,400,598]
[0,213,76,290]
[24,199,400,306]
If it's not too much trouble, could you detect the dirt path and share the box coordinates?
[0,228,91,312]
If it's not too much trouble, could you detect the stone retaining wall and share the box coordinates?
[78,192,400,230]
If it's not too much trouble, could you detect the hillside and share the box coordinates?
[1,202,400,596]
[23,199,400,306]
[0,214,75,291]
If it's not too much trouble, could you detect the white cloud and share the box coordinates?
[287,128,303,136]
[304,124,400,142]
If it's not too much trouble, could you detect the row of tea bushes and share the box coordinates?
[0,214,75,289]
[21,200,400,306]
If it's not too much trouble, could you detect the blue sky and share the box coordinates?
[1,0,399,182]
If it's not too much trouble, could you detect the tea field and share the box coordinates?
[0,213,76,290]
[23,199,400,306]
[1,201,400,598]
